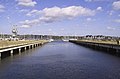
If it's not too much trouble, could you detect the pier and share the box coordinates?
[69,40,120,56]
[0,40,48,60]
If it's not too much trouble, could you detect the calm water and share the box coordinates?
[0,41,120,79]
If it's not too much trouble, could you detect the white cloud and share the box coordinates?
[20,24,31,28]
[107,26,115,30]
[20,6,97,27]
[86,18,92,21]
[86,17,96,22]
[26,9,41,16]
[85,0,92,2]
[7,16,10,20]
[96,7,103,11]
[108,10,114,16]
[17,0,37,7]
[20,19,40,26]
[27,6,96,17]
[0,5,4,9]
[19,9,29,13]
[85,0,113,2]
[112,1,120,10]
[0,4,5,12]
[114,19,120,23]
[48,29,52,31]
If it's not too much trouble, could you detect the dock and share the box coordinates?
[0,40,48,60]
[69,40,120,56]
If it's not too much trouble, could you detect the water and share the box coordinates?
[0,41,120,79]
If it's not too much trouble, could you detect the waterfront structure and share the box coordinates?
[69,40,120,56]
[0,41,47,60]
[11,26,18,40]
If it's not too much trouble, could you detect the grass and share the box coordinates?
[0,40,48,49]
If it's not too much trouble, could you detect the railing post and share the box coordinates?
[0,53,1,61]
[11,50,13,57]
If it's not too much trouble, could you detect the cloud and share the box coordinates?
[85,0,111,2]
[86,17,96,22]
[20,6,97,27]
[17,0,37,7]
[7,16,10,20]
[48,29,52,31]
[108,10,114,16]
[20,24,31,28]
[27,6,96,17]
[26,9,41,16]
[112,1,120,10]
[86,18,92,21]
[0,4,5,12]
[114,19,120,23]
[96,7,103,11]
[19,9,29,13]
[84,0,92,2]
[20,19,40,26]
[107,26,115,30]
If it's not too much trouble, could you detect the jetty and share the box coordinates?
[69,40,120,56]
[0,40,48,60]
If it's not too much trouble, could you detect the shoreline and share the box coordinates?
[69,40,120,56]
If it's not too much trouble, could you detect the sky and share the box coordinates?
[0,0,120,36]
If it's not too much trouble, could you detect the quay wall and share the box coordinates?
[69,40,120,56]
[0,40,48,60]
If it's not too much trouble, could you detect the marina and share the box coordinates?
[0,0,120,79]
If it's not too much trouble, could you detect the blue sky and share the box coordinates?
[0,0,120,36]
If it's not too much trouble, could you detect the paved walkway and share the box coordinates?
[0,40,47,49]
